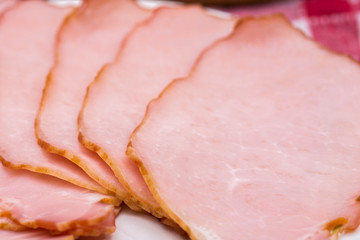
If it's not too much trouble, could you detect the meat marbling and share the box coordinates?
[128,16,360,239]
[78,5,235,217]
[0,0,108,194]
[35,0,151,200]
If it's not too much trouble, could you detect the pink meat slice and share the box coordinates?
[0,0,108,194]
[0,165,117,236]
[127,15,360,240]
[0,230,74,240]
[0,214,115,237]
[78,6,235,217]
[0,0,15,12]
[0,217,74,239]
[35,0,151,199]
[65,209,116,237]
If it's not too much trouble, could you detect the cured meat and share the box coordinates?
[65,209,117,236]
[0,217,75,239]
[0,0,108,194]
[78,6,235,217]
[1,230,73,240]
[128,16,360,240]
[80,206,188,240]
[0,217,26,231]
[35,0,151,199]
[0,165,118,235]
[0,215,114,236]
[0,0,15,12]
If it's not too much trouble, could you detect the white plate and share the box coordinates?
[79,207,188,240]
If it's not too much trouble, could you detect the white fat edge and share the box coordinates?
[137,0,182,9]
[206,8,233,19]
[47,0,81,7]
[49,0,232,20]
[137,0,231,20]
[187,221,223,240]
[292,18,312,37]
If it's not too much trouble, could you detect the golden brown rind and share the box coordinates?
[0,206,113,236]
[34,1,127,200]
[126,14,360,240]
[0,217,27,231]
[0,3,112,197]
[0,153,112,196]
[78,4,236,222]
[77,6,180,219]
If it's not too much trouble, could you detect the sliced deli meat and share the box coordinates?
[0,217,26,231]
[79,6,235,217]
[0,230,73,240]
[35,0,151,199]
[128,16,360,240]
[0,0,15,12]
[0,217,75,239]
[0,165,118,236]
[0,0,107,194]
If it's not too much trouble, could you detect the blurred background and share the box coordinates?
[171,0,360,61]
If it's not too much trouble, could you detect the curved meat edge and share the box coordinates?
[78,5,236,219]
[0,217,27,231]
[78,8,168,218]
[0,0,110,195]
[0,156,111,196]
[35,0,152,202]
[126,15,360,240]
[0,229,74,240]
[0,207,117,236]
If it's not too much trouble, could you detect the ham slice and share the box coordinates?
[0,217,26,231]
[0,0,15,12]
[35,0,151,200]
[1,230,73,240]
[0,165,118,236]
[0,215,113,237]
[78,6,235,217]
[128,15,360,239]
[0,217,75,239]
[0,0,108,194]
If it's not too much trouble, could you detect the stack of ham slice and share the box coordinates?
[128,15,360,240]
[35,0,151,201]
[78,5,235,217]
[2,0,360,239]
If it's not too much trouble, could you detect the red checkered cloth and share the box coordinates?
[222,0,360,61]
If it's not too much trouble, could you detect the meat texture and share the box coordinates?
[0,217,26,231]
[0,0,15,12]
[78,6,235,217]
[0,165,118,236]
[0,0,107,194]
[35,0,151,200]
[0,205,117,236]
[128,16,360,239]
[1,230,73,240]
[0,217,75,239]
